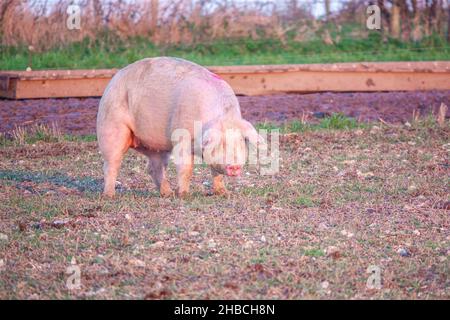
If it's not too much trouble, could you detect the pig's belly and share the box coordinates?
[131,133,172,152]
[131,113,173,152]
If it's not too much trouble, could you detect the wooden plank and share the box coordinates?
[15,78,112,99]
[1,61,450,99]
[210,61,450,73]
[220,71,450,95]
[0,74,18,99]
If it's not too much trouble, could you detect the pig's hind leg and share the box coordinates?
[145,151,173,197]
[176,155,194,198]
[98,124,132,197]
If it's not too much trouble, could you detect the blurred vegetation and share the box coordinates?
[255,113,366,133]
[1,32,449,70]
[1,0,450,70]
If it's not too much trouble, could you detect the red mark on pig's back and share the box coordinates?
[204,70,226,89]
[209,71,223,81]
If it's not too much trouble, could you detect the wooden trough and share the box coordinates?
[1,61,450,99]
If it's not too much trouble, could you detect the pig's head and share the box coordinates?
[202,120,264,177]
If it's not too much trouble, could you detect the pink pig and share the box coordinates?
[97,57,263,198]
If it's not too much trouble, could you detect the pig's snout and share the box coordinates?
[226,165,242,177]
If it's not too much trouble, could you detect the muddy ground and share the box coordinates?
[1,91,449,134]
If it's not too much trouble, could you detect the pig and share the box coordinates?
[97,57,263,198]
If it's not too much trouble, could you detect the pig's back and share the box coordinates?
[101,57,241,150]
[131,58,238,138]
[123,57,233,109]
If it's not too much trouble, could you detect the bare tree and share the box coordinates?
[93,0,103,27]
[390,0,401,38]
[151,0,159,35]
[411,0,422,41]
[324,0,331,21]
[0,0,15,33]
[435,0,443,36]
[428,0,438,34]
[377,0,390,39]
[399,0,411,41]
[447,2,450,42]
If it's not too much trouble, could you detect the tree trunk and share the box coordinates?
[0,0,15,34]
[324,0,331,21]
[429,0,438,34]
[447,5,450,42]
[151,0,159,35]
[390,0,401,38]
[378,0,390,40]
[378,0,390,21]
[400,0,411,41]
[93,0,103,27]
[411,0,422,41]
[435,0,443,36]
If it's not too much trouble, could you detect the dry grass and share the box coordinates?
[1,0,314,50]
[6,123,63,146]
[0,122,449,299]
[2,0,448,52]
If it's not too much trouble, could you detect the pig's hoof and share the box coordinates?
[159,181,173,197]
[159,187,174,198]
[102,191,116,198]
[176,190,189,199]
[213,188,229,197]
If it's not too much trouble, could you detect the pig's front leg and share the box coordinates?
[211,169,228,196]
[146,151,173,197]
[176,155,194,198]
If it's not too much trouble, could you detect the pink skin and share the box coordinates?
[97,57,262,198]
[210,72,222,80]
[225,165,242,177]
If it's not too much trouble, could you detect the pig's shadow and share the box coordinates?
[0,170,154,197]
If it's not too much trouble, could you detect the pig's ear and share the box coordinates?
[202,127,222,149]
[239,120,265,147]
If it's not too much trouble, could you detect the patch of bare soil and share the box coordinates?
[1,91,449,134]
[239,91,450,124]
